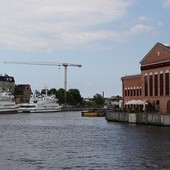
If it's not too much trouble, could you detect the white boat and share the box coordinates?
[18,92,62,113]
[0,91,18,114]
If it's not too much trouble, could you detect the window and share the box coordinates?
[154,74,158,96]
[134,89,136,96]
[165,72,169,96]
[125,89,127,96]
[149,74,153,96]
[137,88,139,96]
[160,73,164,96]
[144,75,148,96]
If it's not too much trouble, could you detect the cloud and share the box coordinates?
[163,0,170,7]
[0,0,153,51]
[129,24,152,34]
[157,22,163,27]
[163,43,170,46]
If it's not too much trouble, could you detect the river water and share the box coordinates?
[0,111,169,170]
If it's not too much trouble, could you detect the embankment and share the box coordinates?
[106,112,170,126]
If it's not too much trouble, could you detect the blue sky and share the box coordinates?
[0,0,170,98]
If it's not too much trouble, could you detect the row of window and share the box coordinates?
[145,71,169,96]
[124,87,142,96]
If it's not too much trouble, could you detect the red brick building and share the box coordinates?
[121,43,170,114]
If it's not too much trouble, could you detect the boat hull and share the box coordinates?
[0,109,18,114]
[0,91,18,114]
[18,106,62,113]
[81,110,105,117]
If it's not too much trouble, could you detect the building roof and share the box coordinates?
[121,74,141,80]
[140,42,170,66]
[0,74,14,82]
[110,95,122,100]
[15,84,30,90]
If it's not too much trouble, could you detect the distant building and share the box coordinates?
[0,74,15,93]
[103,96,122,110]
[14,84,32,104]
[121,42,170,113]
[109,95,122,110]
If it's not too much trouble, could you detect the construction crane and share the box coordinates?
[3,61,82,104]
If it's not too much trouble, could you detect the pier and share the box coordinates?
[106,112,170,126]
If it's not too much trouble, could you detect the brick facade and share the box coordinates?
[14,84,32,104]
[121,43,170,114]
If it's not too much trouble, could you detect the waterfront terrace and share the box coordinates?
[121,42,170,114]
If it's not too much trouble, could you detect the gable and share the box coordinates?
[140,43,170,66]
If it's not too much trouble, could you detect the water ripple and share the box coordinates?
[0,112,169,170]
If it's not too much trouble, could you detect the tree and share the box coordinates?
[49,88,57,95]
[56,88,65,104]
[41,88,49,95]
[92,93,105,107]
[67,89,83,106]
[39,87,83,106]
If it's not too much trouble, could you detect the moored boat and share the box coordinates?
[18,92,62,113]
[0,91,18,114]
[81,109,106,117]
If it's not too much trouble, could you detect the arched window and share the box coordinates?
[125,88,127,96]
[131,87,133,96]
[149,72,153,96]
[160,71,164,96]
[154,72,158,96]
[137,86,139,96]
[133,87,136,96]
[144,73,148,96]
[165,70,169,96]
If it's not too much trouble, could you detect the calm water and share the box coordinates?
[0,111,169,170]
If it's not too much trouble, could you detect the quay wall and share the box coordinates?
[106,112,170,126]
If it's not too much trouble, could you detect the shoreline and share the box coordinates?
[105,111,170,126]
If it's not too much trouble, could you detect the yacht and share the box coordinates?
[0,91,18,114]
[18,92,62,113]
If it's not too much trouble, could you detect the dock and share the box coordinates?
[105,112,170,126]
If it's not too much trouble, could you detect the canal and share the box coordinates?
[0,111,169,170]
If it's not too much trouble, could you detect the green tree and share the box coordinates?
[67,89,83,106]
[49,88,57,95]
[40,87,83,106]
[41,88,49,95]
[92,93,105,107]
[56,88,65,104]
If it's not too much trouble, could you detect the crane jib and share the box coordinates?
[4,61,82,67]
[3,61,82,105]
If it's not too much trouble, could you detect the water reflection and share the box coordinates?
[0,112,169,170]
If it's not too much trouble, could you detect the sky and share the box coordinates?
[0,0,170,98]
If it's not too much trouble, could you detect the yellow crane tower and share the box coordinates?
[3,61,82,104]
